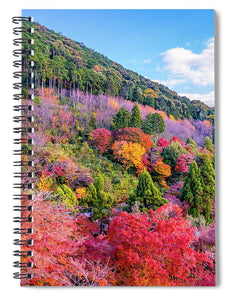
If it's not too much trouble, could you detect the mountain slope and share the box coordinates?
[23,21,214,120]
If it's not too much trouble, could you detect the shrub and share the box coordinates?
[55,184,79,208]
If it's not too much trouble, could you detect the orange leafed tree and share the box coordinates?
[111,141,145,173]
[114,127,152,151]
[39,88,59,105]
[153,158,171,188]
[93,65,101,72]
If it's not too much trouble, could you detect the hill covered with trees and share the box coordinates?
[22,21,214,121]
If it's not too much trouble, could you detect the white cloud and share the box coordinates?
[179,91,215,107]
[160,38,214,87]
[142,59,151,64]
[130,59,137,63]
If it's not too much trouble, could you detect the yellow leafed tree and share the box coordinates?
[111,141,145,173]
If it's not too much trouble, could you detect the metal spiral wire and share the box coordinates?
[12,16,34,281]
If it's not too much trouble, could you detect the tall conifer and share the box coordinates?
[111,107,131,130]
[128,170,168,211]
[180,161,203,218]
[84,175,113,222]
[130,103,142,128]
[200,159,215,224]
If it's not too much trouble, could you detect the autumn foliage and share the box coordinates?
[107,204,215,286]
[169,136,183,146]
[153,158,171,188]
[22,198,215,286]
[112,141,145,173]
[114,127,152,151]
[22,196,101,286]
[157,137,168,148]
[20,88,215,286]
[90,128,112,154]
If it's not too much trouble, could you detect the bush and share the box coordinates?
[55,184,79,209]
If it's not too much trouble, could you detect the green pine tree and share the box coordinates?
[180,161,203,218]
[84,174,114,223]
[127,170,168,211]
[132,87,144,103]
[142,113,166,136]
[111,107,131,130]
[200,159,215,224]
[130,103,142,128]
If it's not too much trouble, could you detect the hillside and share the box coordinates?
[21,86,215,285]
[22,21,214,121]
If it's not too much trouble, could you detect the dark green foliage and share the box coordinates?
[191,100,214,120]
[111,107,131,130]
[130,103,142,128]
[142,113,166,136]
[203,136,213,153]
[180,161,203,218]
[201,159,215,199]
[126,170,168,212]
[200,159,215,224]
[132,87,144,103]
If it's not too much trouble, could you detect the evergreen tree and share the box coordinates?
[127,170,168,211]
[84,174,113,224]
[130,103,142,128]
[203,136,213,153]
[200,159,215,224]
[201,159,215,199]
[180,161,203,218]
[86,183,98,206]
[132,87,144,103]
[95,174,105,197]
[111,107,131,130]
[142,113,166,136]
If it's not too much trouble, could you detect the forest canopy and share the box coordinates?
[22,21,214,121]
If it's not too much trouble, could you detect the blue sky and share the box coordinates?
[23,9,214,106]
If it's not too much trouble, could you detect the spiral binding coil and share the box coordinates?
[12,16,34,281]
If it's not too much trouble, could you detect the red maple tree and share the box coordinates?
[107,204,215,286]
[90,128,112,154]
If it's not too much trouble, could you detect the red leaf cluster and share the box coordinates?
[175,153,194,173]
[90,128,112,154]
[107,204,215,286]
[157,138,168,147]
[169,136,183,146]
